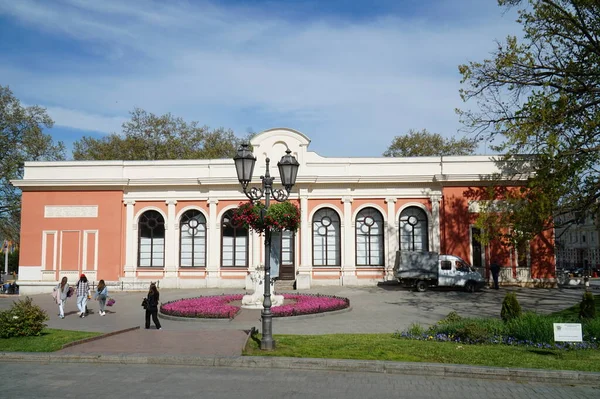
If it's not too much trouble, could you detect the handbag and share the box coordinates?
[141,298,148,309]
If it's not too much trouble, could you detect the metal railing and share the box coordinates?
[89,280,160,292]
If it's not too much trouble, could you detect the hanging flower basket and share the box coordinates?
[233,201,300,234]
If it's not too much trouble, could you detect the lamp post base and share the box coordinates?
[260,336,276,350]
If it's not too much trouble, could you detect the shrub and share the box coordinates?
[583,317,600,342]
[405,322,426,336]
[437,311,462,325]
[579,291,596,320]
[0,297,49,338]
[454,322,491,343]
[505,312,557,344]
[501,291,522,322]
[428,317,505,339]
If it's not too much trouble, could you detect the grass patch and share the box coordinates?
[0,328,102,352]
[244,333,600,372]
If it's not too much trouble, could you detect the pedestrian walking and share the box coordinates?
[76,274,90,318]
[490,260,500,290]
[94,279,108,316]
[145,283,162,330]
[53,276,70,319]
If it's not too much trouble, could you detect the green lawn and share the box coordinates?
[244,294,600,372]
[244,333,600,372]
[0,329,102,352]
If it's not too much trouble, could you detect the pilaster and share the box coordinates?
[341,196,358,286]
[385,197,398,281]
[123,200,136,278]
[296,190,312,289]
[430,193,442,253]
[207,198,220,287]
[164,199,178,284]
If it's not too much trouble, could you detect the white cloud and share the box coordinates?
[44,106,126,134]
[0,0,520,156]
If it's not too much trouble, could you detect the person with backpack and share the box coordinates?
[94,279,108,316]
[53,276,70,319]
[144,283,162,330]
[76,274,90,318]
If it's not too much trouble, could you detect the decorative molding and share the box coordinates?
[166,199,178,206]
[45,206,98,218]
[124,200,136,206]
[384,197,397,204]
[207,198,219,205]
[342,196,353,204]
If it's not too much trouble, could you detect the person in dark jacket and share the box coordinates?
[490,260,501,290]
[145,283,162,330]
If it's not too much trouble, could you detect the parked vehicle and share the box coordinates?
[393,251,485,293]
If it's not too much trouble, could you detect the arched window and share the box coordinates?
[138,210,165,267]
[312,208,341,266]
[356,207,384,266]
[399,207,428,251]
[180,209,206,267]
[221,209,248,267]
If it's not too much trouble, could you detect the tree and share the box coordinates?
[458,0,600,240]
[383,129,477,157]
[73,108,249,161]
[0,85,65,243]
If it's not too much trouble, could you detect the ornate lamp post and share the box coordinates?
[233,143,299,350]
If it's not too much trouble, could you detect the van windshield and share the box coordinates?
[455,257,474,272]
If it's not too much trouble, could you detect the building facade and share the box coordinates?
[13,128,555,294]
[555,212,600,275]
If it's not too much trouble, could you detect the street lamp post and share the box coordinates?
[233,143,299,350]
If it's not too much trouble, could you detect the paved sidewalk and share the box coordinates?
[2,284,600,384]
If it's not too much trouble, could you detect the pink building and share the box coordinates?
[12,129,555,294]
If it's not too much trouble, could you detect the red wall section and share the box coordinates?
[20,190,124,281]
[440,187,476,261]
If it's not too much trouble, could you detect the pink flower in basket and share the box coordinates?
[106,298,116,306]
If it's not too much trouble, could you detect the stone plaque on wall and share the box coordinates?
[44,206,98,218]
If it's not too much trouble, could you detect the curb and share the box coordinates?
[1,352,599,385]
[61,326,141,349]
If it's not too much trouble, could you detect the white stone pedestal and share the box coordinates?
[242,269,284,309]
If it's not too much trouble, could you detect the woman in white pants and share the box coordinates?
[75,274,90,318]
[54,276,70,319]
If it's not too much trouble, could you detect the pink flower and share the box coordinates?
[160,294,349,319]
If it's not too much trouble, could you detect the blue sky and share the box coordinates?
[0,0,519,158]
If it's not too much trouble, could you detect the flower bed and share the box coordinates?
[160,293,349,319]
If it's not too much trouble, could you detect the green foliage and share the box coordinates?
[383,128,477,157]
[233,201,300,234]
[583,317,600,342]
[0,85,65,242]
[504,312,557,344]
[437,311,463,325]
[454,323,491,343]
[428,316,505,339]
[0,297,49,338]
[0,328,101,352]
[405,322,426,336]
[579,291,597,320]
[501,292,522,322]
[458,0,600,237]
[72,107,250,161]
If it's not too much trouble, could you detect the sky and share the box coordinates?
[0,0,520,158]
